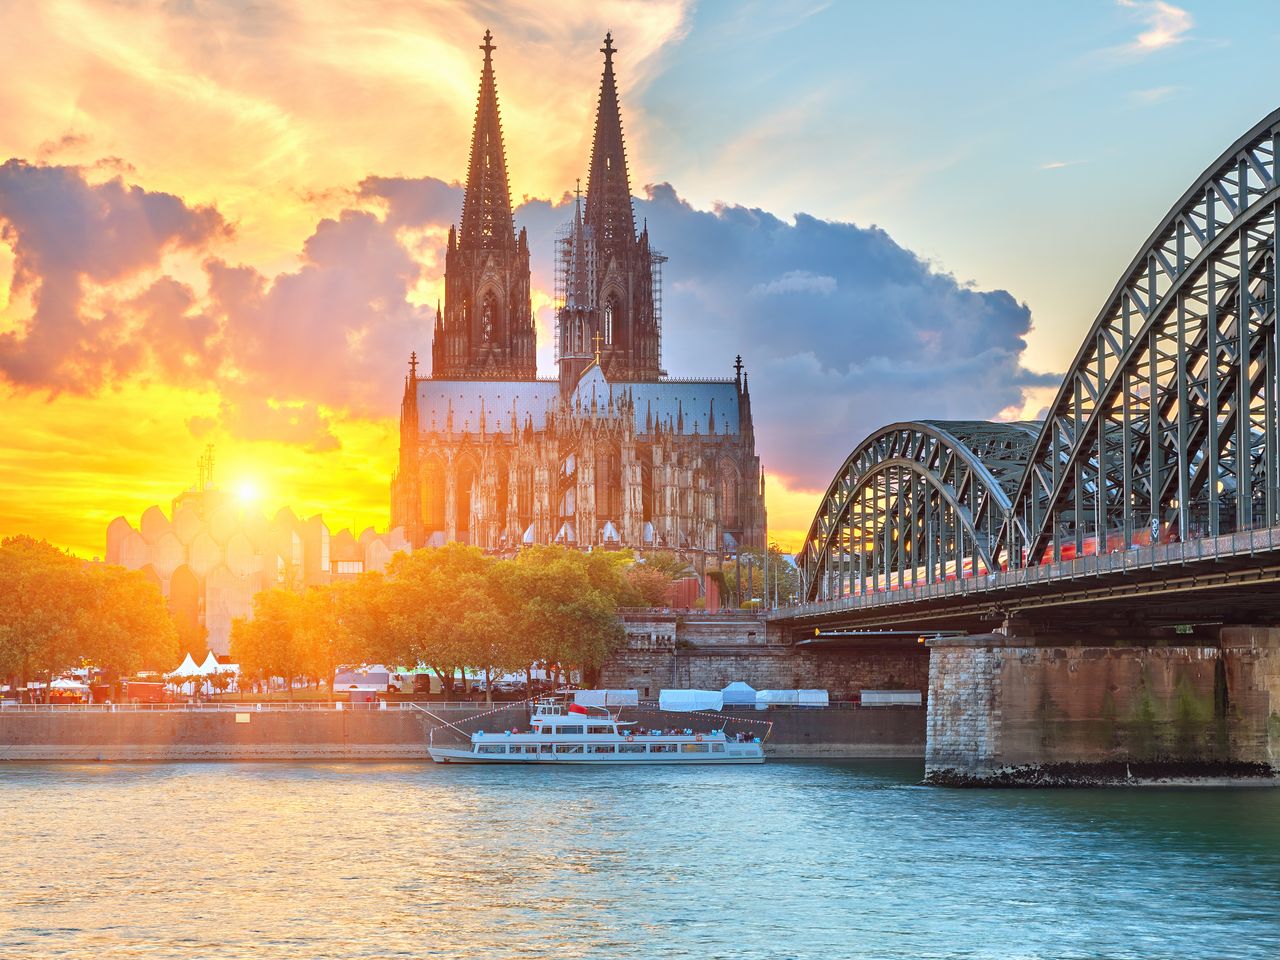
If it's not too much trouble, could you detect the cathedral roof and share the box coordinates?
[416,373,742,436]
[417,380,559,434]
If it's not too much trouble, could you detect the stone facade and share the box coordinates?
[602,612,928,701]
[926,628,1280,781]
[390,33,765,558]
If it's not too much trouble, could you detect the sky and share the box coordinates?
[1,0,1276,558]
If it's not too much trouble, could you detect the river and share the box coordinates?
[2,760,1279,959]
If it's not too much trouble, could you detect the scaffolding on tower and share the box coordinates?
[651,248,667,377]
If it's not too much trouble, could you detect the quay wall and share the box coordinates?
[0,704,924,762]
[925,626,1280,784]
[601,645,928,702]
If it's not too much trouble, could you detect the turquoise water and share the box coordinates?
[2,761,1279,959]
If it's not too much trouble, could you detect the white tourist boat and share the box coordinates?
[427,697,765,764]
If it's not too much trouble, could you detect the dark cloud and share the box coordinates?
[358,175,462,230]
[514,182,1057,490]
[36,132,90,161]
[0,159,228,392]
[208,207,431,418]
[0,160,1055,485]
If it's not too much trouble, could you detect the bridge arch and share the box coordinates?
[798,421,1039,602]
[998,108,1280,567]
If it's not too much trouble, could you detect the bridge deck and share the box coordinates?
[771,524,1280,633]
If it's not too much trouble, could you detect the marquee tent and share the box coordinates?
[658,689,723,712]
[49,678,90,691]
[574,689,639,708]
[720,681,757,706]
[168,653,200,677]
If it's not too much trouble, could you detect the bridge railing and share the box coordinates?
[774,524,1280,619]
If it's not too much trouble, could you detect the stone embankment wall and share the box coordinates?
[0,704,924,762]
[620,611,781,649]
[0,706,526,762]
[602,646,927,702]
[752,707,923,758]
[926,626,1280,783]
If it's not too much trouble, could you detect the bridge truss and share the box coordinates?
[799,108,1280,603]
[799,421,1039,601]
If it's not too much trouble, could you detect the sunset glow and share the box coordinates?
[2,1,1269,558]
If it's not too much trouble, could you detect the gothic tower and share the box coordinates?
[557,33,661,394]
[432,30,536,380]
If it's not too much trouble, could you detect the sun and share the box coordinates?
[235,479,261,504]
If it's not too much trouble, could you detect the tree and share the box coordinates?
[719,545,799,608]
[297,582,367,700]
[382,543,492,697]
[230,589,308,700]
[0,536,89,690]
[457,562,520,705]
[639,550,696,579]
[622,563,675,607]
[79,565,180,697]
[499,546,625,686]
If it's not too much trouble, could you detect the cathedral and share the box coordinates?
[390,31,766,560]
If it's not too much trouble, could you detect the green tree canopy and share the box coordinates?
[80,565,180,683]
[230,588,308,699]
[0,536,89,684]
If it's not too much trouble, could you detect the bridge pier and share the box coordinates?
[925,627,1280,785]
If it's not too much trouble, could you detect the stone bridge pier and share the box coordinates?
[925,626,1280,785]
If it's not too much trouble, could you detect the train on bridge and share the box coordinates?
[784,107,1280,633]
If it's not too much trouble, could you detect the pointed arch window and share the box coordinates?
[481,292,499,343]
[603,300,614,345]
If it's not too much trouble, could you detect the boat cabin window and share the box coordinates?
[477,744,507,754]
[587,725,612,735]
[556,725,584,735]
[711,744,725,753]
[680,743,709,753]
[650,743,676,753]
[539,743,553,753]
[618,743,646,754]
[554,744,584,754]
[587,744,615,754]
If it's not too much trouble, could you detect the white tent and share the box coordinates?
[755,689,797,709]
[659,689,723,712]
[169,653,200,677]
[721,681,757,706]
[755,689,830,709]
[574,689,639,708]
[50,678,90,691]
[198,652,222,675]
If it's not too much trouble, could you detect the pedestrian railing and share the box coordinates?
[0,700,533,714]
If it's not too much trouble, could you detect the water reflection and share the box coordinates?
[2,761,1277,959]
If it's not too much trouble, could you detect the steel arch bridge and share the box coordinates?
[798,107,1280,605]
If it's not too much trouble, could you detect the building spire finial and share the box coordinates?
[584,29,635,260]
[409,351,418,380]
[457,29,515,252]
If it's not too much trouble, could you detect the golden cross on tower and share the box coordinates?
[592,329,604,363]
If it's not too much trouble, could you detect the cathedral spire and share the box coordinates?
[434,28,535,381]
[584,32,636,264]
[458,29,516,252]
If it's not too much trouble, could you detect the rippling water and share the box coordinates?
[3,761,1280,959]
